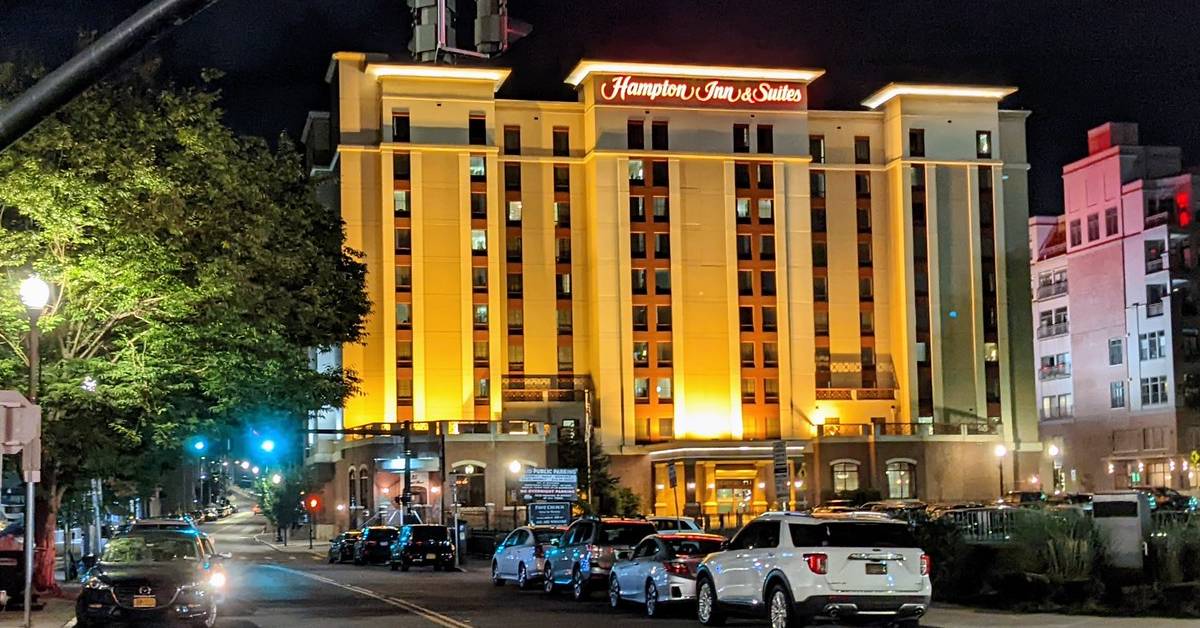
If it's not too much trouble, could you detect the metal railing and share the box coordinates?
[939,507,1022,544]
[1037,321,1069,338]
[814,388,897,401]
[1038,364,1072,380]
[1036,281,1068,299]
[1147,301,1164,317]
[1039,406,1074,420]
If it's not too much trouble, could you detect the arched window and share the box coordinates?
[348,469,358,507]
[451,463,487,507]
[359,469,372,516]
[886,461,917,499]
[831,461,860,493]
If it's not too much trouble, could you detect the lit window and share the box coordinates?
[470,229,487,254]
[976,130,992,158]
[633,377,650,401]
[393,191,410,217]
[736,198,751,222]
[469,155,487,181]
[656,378,673,401]
[758,199,774,222]
[629,160,645,184]
[473,304,488,327]
[832,461,860,493]
[396,303,412,328]
[507,201,522,223]
[886,461,916,499]
[633,342,649,366]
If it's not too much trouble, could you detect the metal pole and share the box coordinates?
[584,391,593,503]
[998,460,1004,497]
[91,479,102,553]
[23,314,39,628]
[402,420,412,522]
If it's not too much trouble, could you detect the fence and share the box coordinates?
[939,507,1022,544]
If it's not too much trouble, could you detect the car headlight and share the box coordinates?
[209,571,226,589]
[85,577,110,591]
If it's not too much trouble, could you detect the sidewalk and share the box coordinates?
[0,583,79,628]
[927,604,1200,626]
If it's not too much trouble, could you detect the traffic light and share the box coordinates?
[304,494,322,513]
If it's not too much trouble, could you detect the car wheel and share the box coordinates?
[516,563,529,590]
[696,576,725,626]
[645,581,660,618]
[354,554,364,566]
[571,566,590,601]
[400,560,410,572]
[767,583,798,628]
[328,554,336,564]
[543,565,557,594]
[390,561,399,571]
[608,576,621,609]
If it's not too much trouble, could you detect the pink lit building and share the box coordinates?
[1030,122,1200,493]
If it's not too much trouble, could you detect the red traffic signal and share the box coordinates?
[303,495,322,513]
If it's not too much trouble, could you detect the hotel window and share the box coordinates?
[395,228,411,254]
[1110,381,1126,408]
[557,345,573,371]
[627,120,645,150]
[855,172,870,197]
[738,270,754,295]
[475,377,490,400]
[809,135,825,163]
[630,196,646,221]
[393,153,412,181]
[760,235,775,260]
[739,306,755,331]
[814,310,829,334]
[398,379,413,404]
[737,235,753,260]
[632,269,648,294]
[854,137,870,164]
[469,155,486,182]
[654,233,670,258]
[984,342,998,361]
[651,161,669,186]
[740,342,756,366]
[470,229,487,255]
[1147,283,1168,316]
[394,190,411,217]
[470,192,487,219]
[628,159,645,185]
[507,200,523,224]
[654,269,671,294]
[862,347,876,368]
[633,377,650,402]
[504,162,521,191]
[398,340,413,366]
[506,235,522,261]
[632,305,649,331]
[810,171,826,198]
[468,115,487,145]
[860,277,873,298]
[1109,338,1123,365]
[976,130,992,158]
[761,271,776,296]
[909,128,925,157]
[816,347,831,371]
[653,197,670,222]
[857,207,871,231]
[396,303,412,328]
[557,304,572,333]
[553,127,570,157]
[832,462,860,493]
[1103,206,1119,235]
[556,237,571,263]
[812,207,827,232]
[651,120,669,150]
[554,201,571,226]
[758,163,774,189]
[554,165,570,192]
[860,310,874,334]
[1139,330,1166,360]
[1141,375,1168,405]
[736,198,752,223]
[764,378,779,402]
[858,242,872,265]
[757,124,774,154]
[758,199,774,223]
[656,305,672,330]
[733,124,750,153]
[395,266,411,291]
[734,163,751,188]
[472,304,488,328]
[392,112,410,142]
[502,126,520,154]
[886,462,916,499]
[508,343,524,370]
[741,378,756,402]
[473,340,489,366]
[814,276,828,301]
[762,307,777,331]
[506,273,522,296]
[1068,220,1082,247]
[631,233,647,258]
[1146,239,1165,272]
[762,342,779,366]
[1087,213,1100,241]
[472,267,488,292]
[556,272,572,297]
[656,342,673,366]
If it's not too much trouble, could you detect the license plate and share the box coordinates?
[425,553,437,560]
[865,563,887,575]
[132,596,156,608]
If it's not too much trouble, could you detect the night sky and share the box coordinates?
[5,0,1200,215]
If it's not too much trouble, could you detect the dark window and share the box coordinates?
[629,196,645,221]
[739,306,754,331]
[651,121,669,151]
[854,137,870,164]
[393,112,410,143]
[627,120,644,150]
[503,126,520,154]
[651,161,669,187]
[788,522,916,548]
[552,127,570,157]
[1105,207,1119,236]
[809,135,825,163]
[855,172,870,197]
[735,163,751,189]
[554,165,570,192]
[1069,220,1082,247]
[393,153,411,181]
[976,130,993,158]
[630,233,646,258]
[654,233,670,258]
[909,128,925,157]
[733,124,750,153]
[758,164,774,189]
[470,192,487,219]
[810,171,826,198]
[812,208,827,232]
[469,115,487,146]
[504,163,521,191]
[757,125,774,154]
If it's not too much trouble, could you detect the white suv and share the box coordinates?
[694,512,930,627]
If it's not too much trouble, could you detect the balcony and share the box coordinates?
[819,421,999,438]
[1147,257,1165,273]
[1146,211,1170,228]
[1039,406,1074,421]
[1036,281,1068,299]
[1147,301,1164,317]
[1038,364,1072,381]
[814,388,896,401]
[501,374,592,404]
[1037,322,1069,338]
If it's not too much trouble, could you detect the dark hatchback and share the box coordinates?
[328,530,362,564]
[354,526,399,565]
[390,524,455,571]
[75,530,226,627]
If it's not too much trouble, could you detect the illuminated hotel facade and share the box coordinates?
[305,54,1039,528]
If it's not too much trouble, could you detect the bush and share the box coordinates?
[1150,519,1200,584]
[1007,509,1101,583]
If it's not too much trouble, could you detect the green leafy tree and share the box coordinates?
[558,429,632,516]
[0,61,367,591]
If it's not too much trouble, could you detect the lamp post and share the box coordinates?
[994,444,1008,499]
[19,276,49,628]
[508,461,522,529]
[811,408,826,507]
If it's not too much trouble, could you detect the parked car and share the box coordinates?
[543,517,658,600]
[1134,486,1198,511]
[328,530,362,564]
[127,518,197,533]
[390,524,455,571]
[860,501,928,520]
[1047,493,1093,513]
[1000,491,1046,508]
[75,529,227,627]
[188,509,207,523]
[694,512,931,626]
[647,516,703,533]
[491,525,566,589]
[926,501,984,518]
[354,526,399,565]
[608,533,726,617]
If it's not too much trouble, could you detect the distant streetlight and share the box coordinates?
[252,466,260,475]
[260,439,276,453]
[1047,444,1060,458]
[508,460,522,474]
[192,440,206,452]
[240,461,250,470]
[507,461,523,528]
[271,473,282,485]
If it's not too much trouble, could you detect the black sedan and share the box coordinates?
[354,526,399,565]
[76,529,226,627]
[328,530,362,563]
[390,524,455,571]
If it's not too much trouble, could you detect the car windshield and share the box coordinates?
[345,531,362,539]
[101,535,199,564]
[533,529,563,544]
[790,522,917,548]
[410,527,447,541]
[665,538,724,556]
[370,529,399,541]
[598,523,657,546]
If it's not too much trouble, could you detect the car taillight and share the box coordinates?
[920,554,931,576]
[804,553,828,575]
[663,561,693,578]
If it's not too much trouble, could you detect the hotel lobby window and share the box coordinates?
[832,461,861,492]
[886,461,916,499]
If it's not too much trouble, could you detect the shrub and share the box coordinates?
[1008,509,1101,583]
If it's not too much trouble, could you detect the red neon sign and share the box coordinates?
[596,75,806,110]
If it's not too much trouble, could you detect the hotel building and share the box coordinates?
[1031,122,1200,494]
[303,54,1039,529]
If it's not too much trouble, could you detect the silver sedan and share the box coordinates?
[608,533,726,618]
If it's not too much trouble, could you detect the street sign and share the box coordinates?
[528,502,572,526]
[667,463,677,489]
[520,468,578,502]
[772,441,789,506]
[1191,450,1200,466]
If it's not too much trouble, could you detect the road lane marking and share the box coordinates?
[262,564,470,628]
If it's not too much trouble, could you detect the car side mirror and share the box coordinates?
[80,554,97,570]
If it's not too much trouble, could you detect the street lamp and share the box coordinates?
[508,461,523,528]
[271,473,282,485]
[994,444,1008,498]
[260,439,276,453]
[1047,444,1060,458]
[192,440,206,452]
[251,466,260,475]
[18,275,48,628]
[240,461,250,470]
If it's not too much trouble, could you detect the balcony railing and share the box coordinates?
[1039,406,1074,420]
[1146,257,1165,273]
[821,421,999,438]
[1147,301,1164,317]
[815,388,896,401]
[1038,364,1071,380]
[1146,211,1170,228]
[1036,281,1068,299]
[1037,321,1069,338]
[500,374,592,403]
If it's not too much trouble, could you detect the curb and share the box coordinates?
[252,533,326,559]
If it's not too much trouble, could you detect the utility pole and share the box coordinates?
[402,420,413,523]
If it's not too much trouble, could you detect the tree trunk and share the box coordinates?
[33,469,62,595]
